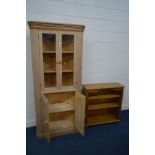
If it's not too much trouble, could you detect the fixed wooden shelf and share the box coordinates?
[62,69,73,73]
[88,103,120,110]
[88,94,120,100]
[49,103,74,113]
[43,51,56,53]
[43,86,76,94]
[62,51,74,53]
[86,114,120,126]
[44,70,56,73]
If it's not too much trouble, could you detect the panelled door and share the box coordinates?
[39,31,77,90]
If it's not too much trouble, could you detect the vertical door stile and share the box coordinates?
[58,32,62,88]
[56,31,60,88]
[38,31,44,90]
[73,33,78,89]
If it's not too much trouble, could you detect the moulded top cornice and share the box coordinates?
[28,21,85,32]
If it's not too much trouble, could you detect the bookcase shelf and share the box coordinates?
[88,94,120,100]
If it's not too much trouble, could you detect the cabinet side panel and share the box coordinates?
[30,29,44,138]
[119,88,124,119]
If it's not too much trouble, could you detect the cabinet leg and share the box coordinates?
[47,131,51,143]
[48,137,50,143]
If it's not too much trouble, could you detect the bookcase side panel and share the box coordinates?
[30,29,45,138]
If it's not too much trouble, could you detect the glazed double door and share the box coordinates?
[39,31,77,90]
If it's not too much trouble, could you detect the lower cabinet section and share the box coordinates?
[42,91,85,142]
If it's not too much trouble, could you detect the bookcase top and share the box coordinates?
[83,83,124,90]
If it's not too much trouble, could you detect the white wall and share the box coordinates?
[26,0,129,127]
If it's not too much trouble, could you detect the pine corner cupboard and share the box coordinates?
[28,21,85,142]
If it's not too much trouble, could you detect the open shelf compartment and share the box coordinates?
[86,107,120,126]
[49,117,74,132]
[45,92,75,113]
[48,110,75,134]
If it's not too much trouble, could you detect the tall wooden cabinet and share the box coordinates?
[28,21,85,142]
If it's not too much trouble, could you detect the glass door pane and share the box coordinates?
[42,33,57,88]
[43,33,56,52]
[62,34,74,86]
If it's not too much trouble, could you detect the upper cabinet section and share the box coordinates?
[28,21,85,92]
